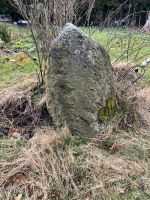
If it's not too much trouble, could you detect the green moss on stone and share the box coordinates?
[98,98,116,123]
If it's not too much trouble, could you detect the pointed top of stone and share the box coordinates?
[63,23,77,30]
[59,23,88,40]
[62,23,83,33]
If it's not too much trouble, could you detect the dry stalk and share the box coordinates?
[10,0,95,84]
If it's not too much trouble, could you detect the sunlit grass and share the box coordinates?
[82,27,150,63]
[0,55,36,90]
[0,25,150,90]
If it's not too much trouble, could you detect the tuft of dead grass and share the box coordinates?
[0,75,38,106]
[1,123,150,200]
[112,62,134,71]
[112,61,150,133]
[0,76,51,138]
[1,62,150,199]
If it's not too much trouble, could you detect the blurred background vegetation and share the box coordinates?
[0,0,149,26]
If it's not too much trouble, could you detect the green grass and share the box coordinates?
[0,25,150,90]
[0,25,149,91]
[0,25,36,90]
[82,27,150,63]
[0,55,37,90]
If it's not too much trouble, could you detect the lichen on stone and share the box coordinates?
[98,98,116,123]
[47,23,116,137]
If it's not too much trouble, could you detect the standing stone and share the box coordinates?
[46,23,116,137]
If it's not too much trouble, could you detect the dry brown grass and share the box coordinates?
[1,119,150,200]
[0,76,51,138]
[112,62,134,71]
[1,63,150,199]
[0,76,38,110]
[112,62,149,134]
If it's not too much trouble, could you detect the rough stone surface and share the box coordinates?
[46,23,116,137]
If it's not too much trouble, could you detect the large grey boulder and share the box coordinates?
[46,23,116,137]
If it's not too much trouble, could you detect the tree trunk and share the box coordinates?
[142,12,150,32]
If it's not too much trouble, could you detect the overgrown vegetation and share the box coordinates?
[0,25,149,91]
[83,27,150,63]
[1,55,150,199]
[10,0,96,84]
[0,14,150,200]
[1,115,150,199]
[0,76,51,139]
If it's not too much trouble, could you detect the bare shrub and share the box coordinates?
[88,3,149,64]
[10,0,95,84]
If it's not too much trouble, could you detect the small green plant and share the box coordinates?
[0,25,11,44]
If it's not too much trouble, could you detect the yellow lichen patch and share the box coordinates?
[98,98,116,123]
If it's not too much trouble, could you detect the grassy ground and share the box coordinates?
[83,27,150,63]
[1,121,150,199]
[0,25,150,199]
[0,55,36,91]
[0,25,36,91]
[0,25,150,90]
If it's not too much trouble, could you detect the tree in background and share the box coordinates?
[0,0,20,21]
[91,0,150,27]
[1,0,149,26]
[142,12,150,32]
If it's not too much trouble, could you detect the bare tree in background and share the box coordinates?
[142,11,150,32]
[10,0,95,84]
